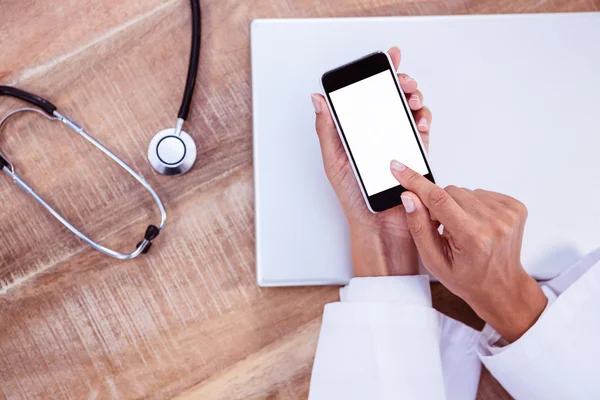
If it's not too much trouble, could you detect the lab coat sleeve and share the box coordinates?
[438,314,482,400]
[309,276,447,400]
[477,248,600,399]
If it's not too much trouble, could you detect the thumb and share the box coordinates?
[401,191,449,275]
[311,94,342,163]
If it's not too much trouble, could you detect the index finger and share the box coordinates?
[390,160,471,231]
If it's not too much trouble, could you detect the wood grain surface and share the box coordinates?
[1,0,598,399]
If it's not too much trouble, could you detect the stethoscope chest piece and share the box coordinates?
[148,124,197,176]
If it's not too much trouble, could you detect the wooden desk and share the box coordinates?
[1,1,597,398]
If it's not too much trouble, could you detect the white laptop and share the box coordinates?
[252,13,600,287]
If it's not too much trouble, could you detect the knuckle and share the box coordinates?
[472,231,494,253]
[514,200,528,218]
[415,90,424,102]
[325,154,350,183]
[444,185,460,195]
[503,209,520,226]
[428,187,450,208]
[406,170,422,186]
[407,220,425,236]
[421,106,432,120]
[493,221,514,237]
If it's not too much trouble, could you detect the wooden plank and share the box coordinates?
[174,318,321,400]
[1,0,597,399]
[0,0,171,84]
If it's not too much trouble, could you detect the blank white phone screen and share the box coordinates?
[329,70,429,196]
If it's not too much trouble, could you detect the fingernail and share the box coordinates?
[311,94,322,114]
[418,117,429,131]
[401,195,415,213]
[404,76,417,86]
[390,160,406,172]
[402,76,418,91]
[409,95,421,109]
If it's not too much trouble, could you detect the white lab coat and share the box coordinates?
[309,247,600,400]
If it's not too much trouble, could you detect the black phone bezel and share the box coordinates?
[321,52,435,212]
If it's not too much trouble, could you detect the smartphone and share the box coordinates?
[321,51,435,213]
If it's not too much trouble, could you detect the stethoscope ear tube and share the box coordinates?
[177,0,201,121]
[0,155,8,171]
[0,86,57,116]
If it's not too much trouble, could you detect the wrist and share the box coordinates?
[470,272,547,343]
[349,226,419,277]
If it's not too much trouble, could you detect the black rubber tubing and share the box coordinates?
[0,86,57,116]
[177,0,201,121]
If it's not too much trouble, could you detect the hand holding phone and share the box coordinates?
[311,47,433,277]
[321,50,434,213]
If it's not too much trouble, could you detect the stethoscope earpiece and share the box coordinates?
[148,119,197,176]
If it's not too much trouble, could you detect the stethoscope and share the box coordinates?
[0,0,201,260]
